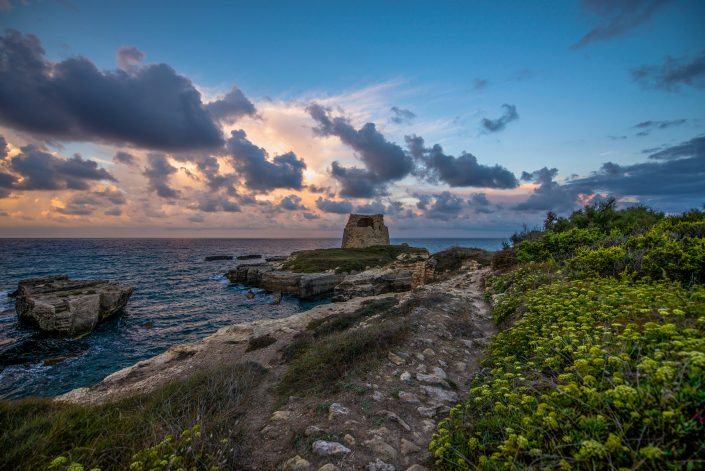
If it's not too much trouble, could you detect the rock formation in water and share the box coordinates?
[13,275,134,336]
[341,214,390,249]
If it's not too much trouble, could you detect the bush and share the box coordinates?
[282,245,427,273]
[431,279,705,469]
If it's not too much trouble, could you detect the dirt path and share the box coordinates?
[59,264,495,470]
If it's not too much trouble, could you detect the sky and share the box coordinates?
[0,0,704,238]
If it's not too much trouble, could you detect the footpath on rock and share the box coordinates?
[55,254,494,470]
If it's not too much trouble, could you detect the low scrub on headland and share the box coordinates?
[282,244,427,273]
[431,201,705,469]
[0,362,267,470]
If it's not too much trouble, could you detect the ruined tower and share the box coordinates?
[341,214,390,249]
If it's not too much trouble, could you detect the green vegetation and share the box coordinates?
[279,296,411,396]
[282,244,427,273]
[432,247,493,272]
[0,362,267,470]
[431,202,705,469]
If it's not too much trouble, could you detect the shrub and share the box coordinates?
[431,279,705,469]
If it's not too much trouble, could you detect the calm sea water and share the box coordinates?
[0,238,504,399]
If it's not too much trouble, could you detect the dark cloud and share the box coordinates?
[481,104,519,133]
[92,187,127,205]
[113,151,136,165]
[303,212,320,220]
[205,86,257,123]
[468,192,493,212]
[191,193,241,213]
[515,167,585,212]
[414,191,466,220]
[143,153,179,198]
[104,207,122,216]
[279,194,306,211]
[116,46,145,72]
[355,201,386,214]
[226,130,306,192]
[307,184,334,197]
[0,30,227,151]
[195,155,238,195]
[406,135,518,189]
[472,79,489,90]
[390,106,416,124]
[308,103,414,198]
[634,119,687,130]
[315,197,353,214]
[631,50,705,92]
[3,145,115,192]
[647,135,704,160]
[573,0,672,49]
[0,135,7,158]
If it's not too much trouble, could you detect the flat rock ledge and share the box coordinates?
[13,275,133,336]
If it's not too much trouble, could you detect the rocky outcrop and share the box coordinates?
[332,268,413,302]
[14,276,133,336]
[341,214,390,249]
[226,265,344,300]
[205,255,233,261]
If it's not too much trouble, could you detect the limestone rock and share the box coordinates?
[405,466,429,471]
[282,455,311,470]
[328,402,350,421]
[398,391,421,404]
[270,410,291,421]
[420,385,458,404]
[312,440,351,456]
[332,268,413,302]
[318,465,340,471]
[14,276,133,336]
[305,425,324,436]
[400,438,421,455]
[364,436,397,462]
[367,459,396,471]
[341,214,390,249]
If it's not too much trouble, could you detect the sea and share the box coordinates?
[0,238,505,399]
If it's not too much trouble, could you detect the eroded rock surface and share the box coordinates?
[14,275,133,336]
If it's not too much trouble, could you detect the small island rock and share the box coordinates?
[14,275,133,336]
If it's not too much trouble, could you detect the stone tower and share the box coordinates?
[341,214,390,249]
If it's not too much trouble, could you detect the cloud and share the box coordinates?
[226,130,306,192]
[631,50,705,91]
[481,104,519,133]
[633,119,688,136]
[315,197,353,214]
[116,46,145,72]
[279,194,306,211]
[390,106,416,124]
[190,193,241,213]
[647,135,704,160]
[355,201,386,214]
[2,145,115,193]
[472,79,489,90]
[405,135,518,188]
[0,135,7,158]
[573,0,672,49]
[414,191,466,220]
[0,30,230,151]
[303,212,320,220]
[468,192,490,206]
[515,167,586,212]
[195,155,238,195]
[104,207,122,216]
[92,187,127,205]
[308,103,414,197]
[113,151,136,165]
[143,153,179,198]
[205,86,257,123]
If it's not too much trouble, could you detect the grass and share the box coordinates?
[278,319,411,397]
[282,245,427,273]
[245,333,277,351]
[0,361,267,470]
[306,296,399,337]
